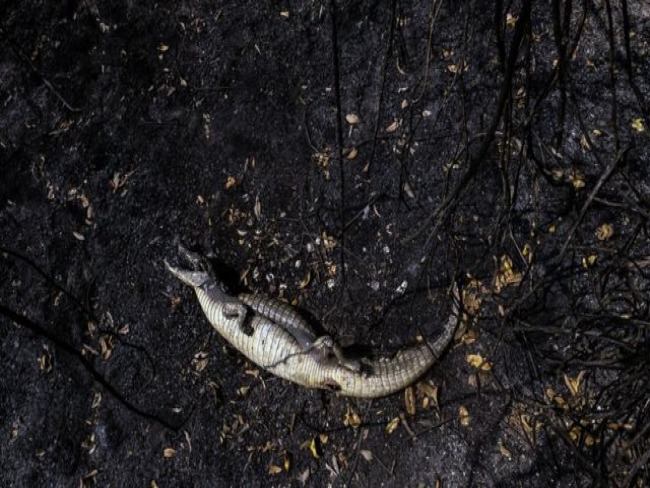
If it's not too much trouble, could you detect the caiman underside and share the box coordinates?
[166,245,459,398]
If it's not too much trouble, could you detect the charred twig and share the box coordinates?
[404,0,533,247]
[557,146,629,258]
[0,304,187,431]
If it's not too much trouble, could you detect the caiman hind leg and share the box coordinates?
[239,293,360,372]
[312,336,361,373]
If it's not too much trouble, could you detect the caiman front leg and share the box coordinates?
[165,245,254,335]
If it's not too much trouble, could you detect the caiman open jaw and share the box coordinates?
[166,246,460,398]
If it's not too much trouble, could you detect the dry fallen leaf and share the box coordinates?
[459,405,470,427]
[296,468,310,485]
[297,271,311,290]
[385,119,400,133]
[495,255,522,291]
[595,223,613,241]
[268,465,283,475]
[564,370,586,397]
[404,386,416,416]
[253,195,261,219]
[306,436,324,459]
[225,176,236,189]
[569,171,585,189]
[37,346,52,373]
[99,335,114,360]
[466,353,492,371]
[506,13,518,29]
[498,439,513,460]
[403,181,415,199]
[386,416,400,434]
[631,118,645,132]
[581,254,597,268]
[417,381,438,409]
[163,447,176,458]
[345,113,360,125]
[343,407,361,428]
[360,450,373,462]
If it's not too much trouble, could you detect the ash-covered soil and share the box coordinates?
[1,1,649,486]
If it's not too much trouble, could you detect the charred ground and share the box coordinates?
[1,1,649,486]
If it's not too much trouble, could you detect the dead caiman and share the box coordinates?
[165,245,459,398]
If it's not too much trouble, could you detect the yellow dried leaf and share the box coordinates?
[37,347,52,373]
[404,386,416,416]
[495,255,522,290]
[308,437,321,459]
[570,172,585,189]
[546,387,568,411]
[225,176,236,189]
[564,371,586,396]
[595,223,613,241]
[467,353,492,371]
[417,381,438,409]
[283,454,291,471]
[459,405,470,427]
[506,13,518,29]
[569,425,581,443]
[498,439,512,459]
[386,417,400,434]
[461,328,479,345]
[631,118,645,132]
[279,10,290,18]
[346,147,358,160]
[343,407,361,428]
[157,44,169,53]
[99,335,114,360]
[163,447,176,458]
[268,464,283,475]
[581,254,597,268]
[297,270,311,290]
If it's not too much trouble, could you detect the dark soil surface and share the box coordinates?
[1,1,649,486]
